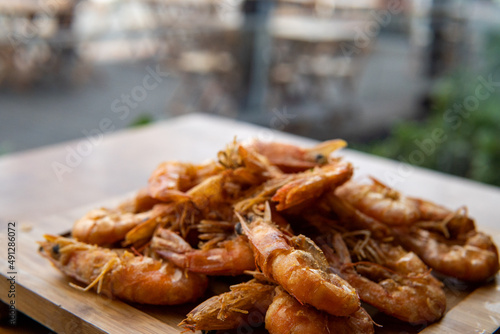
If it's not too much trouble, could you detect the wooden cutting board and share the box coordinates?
[1,196,499,334]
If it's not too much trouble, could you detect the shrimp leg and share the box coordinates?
[180,279,275,331]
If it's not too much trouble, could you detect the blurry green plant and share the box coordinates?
[356,30,500,187]
[128,113,155,127]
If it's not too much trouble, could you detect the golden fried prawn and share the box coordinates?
[265,287,374,334]
[39,235,208,305]
[148,160,223,202]
[239,213,360,317]
[244,139,347,173]
[336,178,420,225]
[322,233,446,324]
[180,279,275,331]
[155,231,255,276]
[272,161,353,211]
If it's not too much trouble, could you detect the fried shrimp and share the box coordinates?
[272,161,353,211]
[71,207,160,246]
[320,193,393,240]
[336,178,420,225]
[393,208,499,282]
[180,279,275,331]
[148,160,223,202]
[265,287,374,334]
[239,210,360,317]
[321,232,446,324]
[39,235,208,305]
[244,139,347,173]
[154,229,255,276]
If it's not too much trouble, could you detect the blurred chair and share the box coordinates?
[148,0,242,116]
[267,10,377,116]
[0,0,83,89]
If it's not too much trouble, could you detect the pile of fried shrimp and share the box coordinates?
[38,139,500,333]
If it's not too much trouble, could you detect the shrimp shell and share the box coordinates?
[180,279,275,331]
[272,161,353,211]
[240,215,360,317]
[394,227,499,282]
[71,207,154,245]
[323,233,446,324]
[155,234,256,276]
[38,235,208,305]
[336,178,420,225]
[244,139,347,173]
[265,286,374,334]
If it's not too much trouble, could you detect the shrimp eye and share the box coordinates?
[52,244,60,255]
[235,222,243,235]
[38,246,44,252]
[315,154,327,164]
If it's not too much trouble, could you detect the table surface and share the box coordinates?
[1,113,499,333]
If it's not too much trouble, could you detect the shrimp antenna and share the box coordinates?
[264,201,272,222]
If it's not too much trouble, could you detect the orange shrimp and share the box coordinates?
[272,160,353,211]
[148,160,223,202]
[393,210,499,282]
[321,232,446,324]
[265,287,374,334]
[244,139,347,173]
[180,279,275,331]
[117,187,163,214]
[238,210,360,317]
[335,178,420,225]
[38,235,208,305]
[319,193,393,240]
[154,228,255,276]
[71,207,157,246]
[72,203,177,246]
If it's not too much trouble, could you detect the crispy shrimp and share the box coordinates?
[154,228,256,276]
[244,139,347,173]
[72,203,177,247]
[272,160,353,211]
[393,207,499,282]
[71,204,169,246]
[148,160,223,202]
[319,193,393,240]
[180,279,275,331]
[336,178,420,225]
[265,287,374,334]
[321,232,446,324]
[38,235,208,305]
[117,188,163,214]
[239,210,360,317]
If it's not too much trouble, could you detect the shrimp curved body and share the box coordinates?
[321,193,393,240]
[148,160,223,202]
[394,227,499,282]
[155,232,256,276]
[336,178,420,225]
[272,161,353,211]
[244,139,347,173]
[265,287,374,334]
[39,235,208,305]
[240,216,360,317]
[180,279,275,331]
[323,233,446,324]
[71,207,155,245]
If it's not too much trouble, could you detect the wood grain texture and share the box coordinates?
[1,114,499,333]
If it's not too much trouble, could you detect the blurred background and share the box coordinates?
[1,0,500,186]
